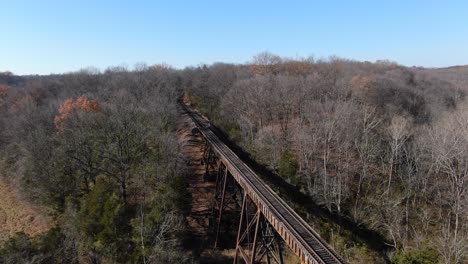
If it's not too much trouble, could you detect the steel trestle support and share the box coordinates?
[234,193,284,264]
[211,160,243,248]
[204,136,283,263]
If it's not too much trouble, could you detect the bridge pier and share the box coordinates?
[213,162,228,248]
[212,161,243,248]
[207,147,285,263]
[201,141,218,181]
[234,193,284,264]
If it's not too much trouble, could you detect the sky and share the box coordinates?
[1,0,467,75]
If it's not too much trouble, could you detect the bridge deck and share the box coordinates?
[183,104,346,264]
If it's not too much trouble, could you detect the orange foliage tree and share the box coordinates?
[54,96,100,130]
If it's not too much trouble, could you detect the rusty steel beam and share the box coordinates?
[234,190,284,264]
[214,165,228,248]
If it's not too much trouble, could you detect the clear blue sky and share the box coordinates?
[1,0,467,75]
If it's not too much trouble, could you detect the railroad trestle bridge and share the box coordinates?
[183,103,346,264]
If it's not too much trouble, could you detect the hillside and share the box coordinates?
[418,65,468,90]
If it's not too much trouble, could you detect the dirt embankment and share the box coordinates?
[0,178,52,242]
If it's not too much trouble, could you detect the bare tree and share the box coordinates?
[353,106,382,221]
[386,115,411,194]
[428,103,468,263]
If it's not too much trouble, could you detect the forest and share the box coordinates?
[0,53,467,263]
[0,67,191,263]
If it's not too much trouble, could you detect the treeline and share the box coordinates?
[0,66,192,263]
[182,53,468,263]
[1,55,467,263]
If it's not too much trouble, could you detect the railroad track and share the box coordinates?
[181,103,347,264]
